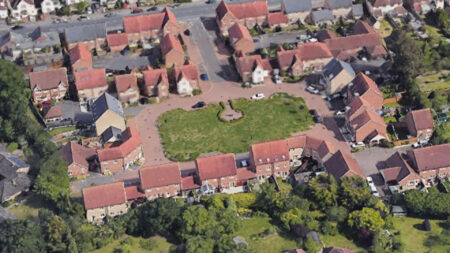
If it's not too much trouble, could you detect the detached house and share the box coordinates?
[29,67,68,103]
[123,8,179,47]
[64,23,107,52]
[97,127,143,173]
[70,43,93,72]
[160,34,185,67]
[346,72,384,110]
[114,74,139,104]
[139,163,181,199]
[281,0,312,23]
[8,0,37,21]
[216,0,269,36]
[74,68,108,102]
[368,0,404,18]
[324,150,364,180]
[92,92,126,136]
[236,54,272,84]
[228,23,255,55]
[171,61,200,96]
[196,153,238,193]
[143,67,169,98]
[406,0,444,13]
[405,108,434,142]
[60,141,96,177]
[83,182,128,224]
[322,58,355,94]
[0,0,8,19]
[249,139,290,181]
[286,135,336,167]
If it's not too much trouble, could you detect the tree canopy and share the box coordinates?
[388,29,424,78]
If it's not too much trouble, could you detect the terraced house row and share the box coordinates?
[82,134,364,223]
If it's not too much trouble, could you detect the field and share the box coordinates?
[91,235,177,253]
[158,94,314,161]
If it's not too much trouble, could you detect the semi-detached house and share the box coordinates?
[29,68,68,103]
[139,163,181,199]
[74,68,108,103]
[196,153,238,193]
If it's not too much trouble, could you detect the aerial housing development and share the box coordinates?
[0,0,449,252]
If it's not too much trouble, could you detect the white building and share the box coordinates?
[8,0,38,21]
[40,0,61,14]
[0,0,8,19]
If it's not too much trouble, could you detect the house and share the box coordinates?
[60,141,96,177]
[97,127,143,173]
[249,139,290,181]
[123,8,179,47]
[352,21,375,35]
[267,12,289,27]
[64,0,83,5]
[286,135,336,167]
[0,28,62,68]
[43,105,62,124]
[64,23,107,52]
[8,0,37,21]
[326,0,353,19]
[368,0,403,18]
[235,54,272,84]
[310,9,334,25]
[215,0,269,36]
[228,23,255,55]
[139,163,181,199]
[107,33,129,53]
[160,34,185,67]
[0,0,8,19]
[29,67,68,103]
[70,43,93,72]
[0,152,31,203]
[405,108,434,141]
[381,151,421,192]
[115,74,139,104]
[281,0,312,23]
[277,48,304,76]
[322,58,355,94]
[347,108,388,143]
[346,72,383,110]
[346,96,375,121]
[82,182,128,223]
[143,67,169,98]
[171,61,200,96]
[100,126,122,145]
[74,68,108,103]
[317,29,336,41]
[196,153,238,192]
[39,0,61,14]
[406,0,443,13]
[91,92,126,136]
[324,150,364,180]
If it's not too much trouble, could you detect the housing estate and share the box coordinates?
[39,0,61,14]
[139,163,181,199]
[170,60,200,96]
[106,33,129,53]
[8,0,37,21]
[70,43,93,72]
[64,23,107,52]
[83,182,128,223]
[160,34,185,67]
[322,58,356,94]
[29,67,68,103]
[142,67,170,98]
[228,23,255,55]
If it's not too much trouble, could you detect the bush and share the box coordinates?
[404,190,450,219]
[7,142,18,152]
[379,139,394,148]
[231,193,257,209]
[192,89,202,96]
[320,221,338,235]
[139,238,157,251]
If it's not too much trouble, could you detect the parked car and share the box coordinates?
[78,15,89,21]
[309,109,318,116]
[192,101,206,109]
[132,8,144,13]
[200,74,208,81]
[12,25,24,30]
[105,12,115,17]
[370,184,380,197]
[147,6,158,11]
[335,110,346,116]
[313,115,322,123]
[251,93,265,100]
[306,86,319,94]
[272,75,281,84]
[366,176,374,185]
[412,142,421,148]
[184,29,191,36]
[351,142,365,148]
[327,93,342,101]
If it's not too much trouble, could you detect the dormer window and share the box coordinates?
[282,155,286,160]
[258,158,263,163]
[266,157,270,162]
[274,156,279,161]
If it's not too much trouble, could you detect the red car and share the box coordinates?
[132,8,143,13]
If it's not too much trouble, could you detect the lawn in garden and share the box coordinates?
[158,93,314,161]
[8,194,44,221]
[91,235,178,253]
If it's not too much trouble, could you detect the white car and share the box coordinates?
[366,176,374,185]
[351,142,365,148]
[335,110,346,116]
[370,184,380,197]
[306,86,319,94]
[251,93,265,100]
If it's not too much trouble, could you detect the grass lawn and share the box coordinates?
[393,217,449,253]
[376,19,393,38]
[27,107,40,124]
[384,116,397,124]
[49,126,76,137]
[417,71,450,93]
[383,102,401,108]
[233,217,298,253]
[321,233,365,252]
[158,94,314,161]
[91,235,177,253]
[8,194,45,221]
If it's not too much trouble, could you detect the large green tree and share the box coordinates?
[388,29,423,78]
[339,176,372,211]
[0,219,45,253]
[348,207,385,233]
[306,174,338,209]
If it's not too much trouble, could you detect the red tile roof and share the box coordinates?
[349,109,387,142]
[297,42,333,61]
[70,43,92,65]
[181,175,201,190]
[352,20,374,35]
[277,49,303,69]
[143,68,169,87]
[317,29,336,41]
[97,127,142,162]
[324,150,364,180]
[29,67,68,91]
[196,153,237,180]
[115,73,138,93]
[371,0,402,7]
[286,135,307,149]
[366,45,387,57]
[236,55,272,74]
[346,96,373,120]
[382,151,419,183]
[139,163,181,189]
[237,167,257,181]
[172,61,199,81]
[267,12,288,25]
[125,186,145,200]
[60,141,96,169]
[83,182,126,210]
[250,139,289,165]
[74,68,107,90]
[123,8,178,33]
[407,143,450,172]
[324,33,382,57]
[107,33,129,47]
[217,0,268,21]
[286,135,336,159]
[44,105,62,119]
[160,34,183,56]
[349,73,383,110]
[406,108,434,133]
[228,23,252,44]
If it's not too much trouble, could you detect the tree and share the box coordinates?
[43,215,78,253]
[388,29,423,78]
[303,237,320,253]
[425,9,449,30]
[339,176,372,211]
[180,205,217,240]
[254,183,279,215]
[185,236,215,253]
[326,206,348,223]
[306,174,338,209]
[76,1,89,13]
[370,229,403,253]
[348,208,385,234]
[403,190,450,219]
[0,219,45,253]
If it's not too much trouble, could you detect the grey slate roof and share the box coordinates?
[323,58,355,81]
[282,0,312,13]
[311,9,333,23]
[0,27,60,51]
[65,23,106,44]
[352,4,363,16]
[91,92,124,121]
[0,152,31,203]
[101,126,123,143]
[327,0,352,9]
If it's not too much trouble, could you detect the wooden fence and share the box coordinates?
[392,137,418,146]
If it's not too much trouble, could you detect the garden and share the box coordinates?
[157,93,314,161]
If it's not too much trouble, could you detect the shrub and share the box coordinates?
[231,193,257,209]
[139,238,157,251]
[320,221,338,235]
[379,139,394,148]
[7,142,18,152]
[192,89,202,96]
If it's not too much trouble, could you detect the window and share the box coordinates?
[408,180,415,186]
[266,166,270,171]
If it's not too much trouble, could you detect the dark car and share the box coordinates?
[12,25,24,30]
[313,115,323,123]
[192,101,206,109]
[184,29,191,36]
[147,6,157,11]
[309,109,318,116]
